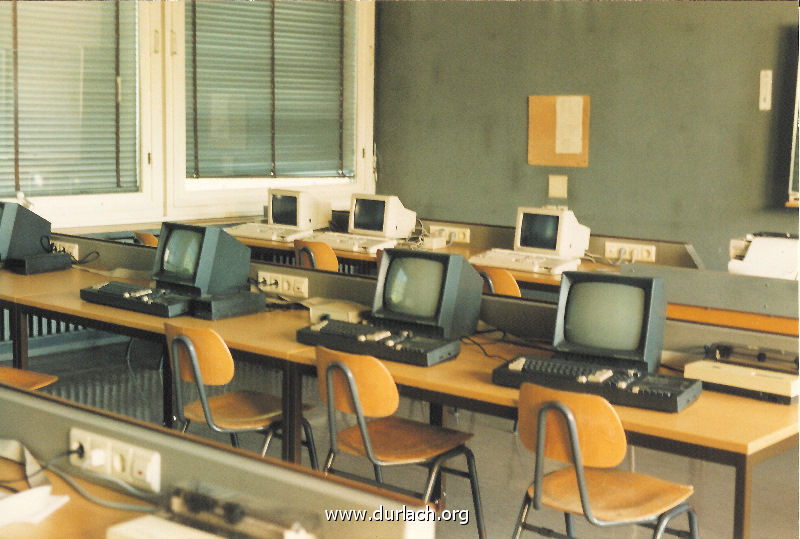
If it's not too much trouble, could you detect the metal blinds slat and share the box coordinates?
[187,0,352,179]
[187,1,272,177]
[2,2,138,197]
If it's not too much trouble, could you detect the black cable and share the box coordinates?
[460,335,515,362]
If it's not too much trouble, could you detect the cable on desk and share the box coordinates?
[460,335,515,363]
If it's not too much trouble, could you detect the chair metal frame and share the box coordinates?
[169,330,318,469]
[294,240,339,272]
[320,351,486,538]
[513,387,699,539]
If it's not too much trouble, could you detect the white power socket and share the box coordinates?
[52,240,79,260]
[604,240,657,263]
[429,225,470,244]
[69,427,161,493]
[257,270,309,298]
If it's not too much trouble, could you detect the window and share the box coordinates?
[0,1,138,197]
[185,1,354,179]
[0,1,373,228]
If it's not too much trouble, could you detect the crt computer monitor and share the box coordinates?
[348,194,417,239]
[151,222,251,297]
[267,189,331,230]
[513,206,590,259]
[0,202,52,264]
[371,248,483,339]
[552,271,666,373]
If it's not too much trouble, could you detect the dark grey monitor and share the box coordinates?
[0,202,52,264]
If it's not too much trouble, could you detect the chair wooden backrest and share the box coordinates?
[473,265,521,297]
[316,346,399,418]
[294,240,339,272]
[518,382,627,468]
[133,232,159,247]
[165,323,235,387]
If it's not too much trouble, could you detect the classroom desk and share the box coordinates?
[0,458,153,538]
[3,270,797,538]
[0,269,112,370]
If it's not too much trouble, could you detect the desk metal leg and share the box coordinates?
[161,342,175,429]
[282,363,303,463]
[9,304,29,370]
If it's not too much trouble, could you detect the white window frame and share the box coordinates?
[6,1,375,230]
[4,2,163,230]
[163,0,375,221]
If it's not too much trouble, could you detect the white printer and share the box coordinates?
[728,233,798,280]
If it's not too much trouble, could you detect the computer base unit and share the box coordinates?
[6,252,72,274]
[191,290,266,320]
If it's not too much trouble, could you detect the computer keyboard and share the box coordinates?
[296,318,461,367]
[468,248,581,275]
[305,231,398,254]
[224,222,314,243]
[80,281,192,318]
[492,355,703,412]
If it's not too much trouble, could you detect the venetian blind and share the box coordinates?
[0,1,138,197]
[186,0,354,179]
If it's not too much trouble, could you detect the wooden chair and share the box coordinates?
[513,383,699,539]
[473,265,521,297]
[165,323,318,469]
[294,239,339,272]
[133,232,159,247]
[316,346,486,538]
[0,366,57,390]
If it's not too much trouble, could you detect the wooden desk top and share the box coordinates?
[289,333,799,457]
[10,273,797,459]
[0,459,152,539]
[0,268,110,303]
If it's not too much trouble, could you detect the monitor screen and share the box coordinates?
[161,228,203,281]
[552,271,666,372]
[352,198,385,232]
[513,206,590,259]
[270,193,298,227]
[564,281,644,350]
[348,194,417,239]
[152,223,251,296]
[372,249,483,339]
[519,213,559,251]
[0,202,53,263]
[383,257,444,319]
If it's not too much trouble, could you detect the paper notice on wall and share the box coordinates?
[555,96,583,154]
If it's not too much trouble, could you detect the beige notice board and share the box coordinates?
[528,95,590,167]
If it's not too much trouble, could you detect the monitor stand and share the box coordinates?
[6,252,72,275]
[191,290,266,320]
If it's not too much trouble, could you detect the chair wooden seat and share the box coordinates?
[183,390,284,430]
[294,239,339,272]
[538,467,694,523]
[337,416,473,464]
[473,265,521,297]
[513,383,699,538]
[0,366,57,391]
[166,323,318,469]
[316,346,486,537]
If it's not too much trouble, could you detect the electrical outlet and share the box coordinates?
[429,225,470,244]
[52,241,79,260]
[257,271,308,299]
[69,427,161,492]
[604,240,657,263]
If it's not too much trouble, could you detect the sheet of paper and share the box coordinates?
[555,96,583,154]
[0,485,69,527]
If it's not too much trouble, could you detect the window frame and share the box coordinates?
[163,0,375,222]
[3,1,375,230]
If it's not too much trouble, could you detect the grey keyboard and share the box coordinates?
[469,248,581,275]
[305,231,397,253]
[224,222,313,243]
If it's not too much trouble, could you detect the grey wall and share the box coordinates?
[374,1,798,270]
